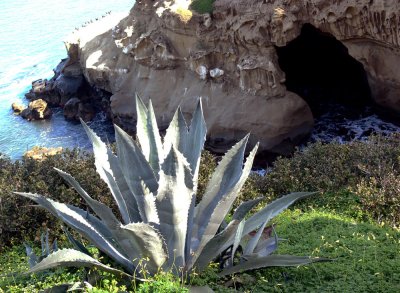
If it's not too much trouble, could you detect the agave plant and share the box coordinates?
[24,229,58,269]
[16,95,323,278]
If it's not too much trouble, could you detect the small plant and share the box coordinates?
[24,229,58,268]
[16,96,323,280]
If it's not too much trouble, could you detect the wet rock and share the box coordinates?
[63,97,95,121]
[20,108,32,120]
[63,97,81,120]
[32,79,47,95]
[11,102,25,114]
[54,74,84,100]
[21,99,52,120]
[62,63,83,77]
[78,103,95,122]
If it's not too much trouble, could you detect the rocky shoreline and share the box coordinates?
[16,0,400,157]
[14,57,112,123]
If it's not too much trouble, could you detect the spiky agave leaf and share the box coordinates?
[120,223,167,274]
[156,146,194,270]
[14,192,134,273]
[81,119,139,224]
[24,243,38,268]
[162,99,207,270]
[191,136,252,247]
[114,124,159,224]
[243,219,269,256]
[27,249,130,278]
[135,95,163,176]
[188,142,258,269]
[219,255,329,276]
[243,192,316,236]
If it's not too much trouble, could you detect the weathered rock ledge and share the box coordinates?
[36,0,400,154]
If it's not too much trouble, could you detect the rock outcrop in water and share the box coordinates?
[23,58,108,122]
[31,0,400,154]
[19,99,52,121]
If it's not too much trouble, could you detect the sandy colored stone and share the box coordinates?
[21,99,52,120]
[24,146,63,161]
[60,0,400,153]
[11,102,25,114]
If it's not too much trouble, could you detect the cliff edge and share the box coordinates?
[62,0,400,154]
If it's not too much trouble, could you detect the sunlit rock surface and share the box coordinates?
[62,0,400,153]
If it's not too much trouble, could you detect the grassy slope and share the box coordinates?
[1,204,399,292]
[2,138,400,291]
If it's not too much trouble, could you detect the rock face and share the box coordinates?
[63,97,95,121]
[61,0,400,153]
[23,57,109,122]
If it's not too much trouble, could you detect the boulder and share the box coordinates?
[63,97,81,120]
[32,79,47,94]
[24,146,63,161]
[21,99,52,120]
[78,102,95,122]
[63,97,95,121]
[54,74,84,101]
[11,102,25,114]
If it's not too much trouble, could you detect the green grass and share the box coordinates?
[191,207,400,292]
[0,245,86,292]
[2,201,399,292]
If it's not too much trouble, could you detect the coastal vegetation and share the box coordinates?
[0,117,399,291]
[190,0,215,14]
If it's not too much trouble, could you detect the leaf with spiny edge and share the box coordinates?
[27,249,131,278]
[156,146,194,270]
[163,105,189,155]
[243,192,317,236]
[120,222,167,275]
[81,119,131,224]
[193,219,242,271]
[14,192,134,273]
[219,255,330,276]
[135,95,163,176]
[115,124,159,224]
[232,197,264,221]
[107,149,141,223]
[191,135,251,248]
[188,142,258,269]
[243,219,268,256]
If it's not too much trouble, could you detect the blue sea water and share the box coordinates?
[1,0,399,161]
[0,0,134,159]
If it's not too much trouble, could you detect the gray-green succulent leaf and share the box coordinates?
[219,255,327,276]
[27,248,131,278]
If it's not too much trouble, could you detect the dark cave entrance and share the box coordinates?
[276,23,372,117]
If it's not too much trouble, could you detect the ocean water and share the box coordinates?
[1,0,399,161]
[0,0,134,159]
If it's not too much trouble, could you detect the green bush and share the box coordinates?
[3,133,400,249]
[246,134,400,227]
[190,0,215,14]
[0,150,111,249]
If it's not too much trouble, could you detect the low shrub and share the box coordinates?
[0,150,110,249]
[247,134,400,227]
[2,133,400,249]
[190,0,215,14]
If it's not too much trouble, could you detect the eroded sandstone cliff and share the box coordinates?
[61,0,400,154]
